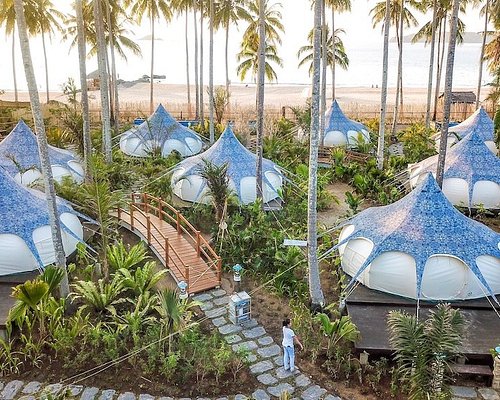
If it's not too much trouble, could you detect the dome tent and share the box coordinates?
[0,168,85,275]
[435,107,497,153]
[323,100,371,148]
[329,174,500,302]
[0,120,84,185]
[409,131,500,209]
[120,104,203,157]
[171,125,284,205]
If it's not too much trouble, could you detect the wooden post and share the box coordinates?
[165,238,169,266]
[117,207,121,219]
[185,265,190,288]
[158,197,163,219]
[217,257,222,285]
[146,216,151,243]
[196,231,201,257]
[143,193,148,213]
[130,204,134,229]
[176,211,181,234]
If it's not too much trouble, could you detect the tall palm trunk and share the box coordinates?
[12,32,18,103]
[476,0,489,108]
[320,0,327,143]
[94,0,112,162]
[377,0,391,170]
[185,6,192,115]
[150,12,155,114]
[105,0,119,133]
[331,7,336,100]
[256,0,266,203]
[425,0,438,128]
[14,0,69,297]
[200,4,205,129]
[225,21,230,96]
[41,29,50,103]
[209,0,215,143]
[194,7,200,120]
[76,0,92,183]
[434,17,447,121]
[308,0,325,309]
[436,0,460,187]
[391,5,404,137]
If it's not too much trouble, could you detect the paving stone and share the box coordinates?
[210,289,227,297]
[68,385,84,396]
[234,395,246,400]
[206,306,227,319]
[323,395,341,400]
[247,354,258,363]
[258,336,274,346]
[215,397,228,400]
[214,296,230,306]
[300,385,327,400]
[241,319,259,329]
[267,383,295,397]
[273,356,284,367]
[252,389,271,400]
[295,374,311,387]
[99,389,116,400]
[219,324,243,335]
[479,388,500,400]
[212,316,228,327]
[18,396,35,400]
[250,360,274,374]
[157,397,173,400]
[451,386,478,398]
[139,395,155,400]
[275,367,300,379]
[257,373,278,385]
[22,382,42,394]
[117,393,136,400]
[1,380,24,399]
[193,293,213,302]
[200,301,214,311]
[81,387,100,400]
[225,334,243,344]
[242,326,266,339]
[44,383,63,395]
[257,344,281,358]
[179,397,191,400]
[232,340,258,352]
[0,382,3,391]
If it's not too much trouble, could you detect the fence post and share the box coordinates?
[196,231,201,257]
[146,216,151,243]
[176,211,181,234]
[117,207,121,220]
[158,197,163,219]
[217,257,222,285]
[130,204,134,229]
[165,238,169,266]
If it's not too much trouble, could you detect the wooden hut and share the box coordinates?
[438,91,477,121]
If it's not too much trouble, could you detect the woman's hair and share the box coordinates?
[282,318,290,327]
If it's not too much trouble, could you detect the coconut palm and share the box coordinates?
[198,159,232,222]
[124,0,172,114]
[255,0,265,202]
[13,0,70,297]
[199,0,205,127]
[476,0,490,107]
[209,0,215,143]
[240,0,284,46]
[237,32,283,82]
[424,0,438,128]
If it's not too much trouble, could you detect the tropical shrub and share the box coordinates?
[397,123,437,164]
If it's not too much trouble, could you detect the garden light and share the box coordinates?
[178,280,188,300]
[232,264,243,282]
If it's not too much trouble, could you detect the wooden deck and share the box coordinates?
[114,194,221,294]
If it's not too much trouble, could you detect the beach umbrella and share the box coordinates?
[171,125,284,205]
[409,131,500,209]
[119,104,203,158]
[329,173,500,301]
[0,120,84,185]
[323,100,371,148]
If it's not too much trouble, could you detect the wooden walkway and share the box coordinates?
[114,194,221,295]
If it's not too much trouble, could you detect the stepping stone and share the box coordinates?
[193,293,213,302]
[235,395,246,400]
[267,383,295,397]
[247,354,258,363]
[210,289,227,297]
[224,334,242,344]
[68,385,84,396]
[158,397,173,400]
[257,373,278,385]
[212,316,228,327]
[242,326,266,339]
[242,319,259,329]
[478,388,499,400]
[18,396,35,400]
[200,301,214,311]
[273,356,284,366]
[44,384,63,396]
[300,385,327,400]
[117,393,136,400]
[324,395,341,400]
[213,296,229,306]
[451,386,477,398]
[139,395,155,400]
[22,382,42,394]
[275,367,299,379]
[0,382,3,391]
[206,307,227,319]
[1,380,24,399]
[252,389,271,400]
[218,324,242,335]
[257,344,281,358]
[232,340,258,352]
[81,387,100,400]
[99,389,116,400]
[250,360,274,374]
[258,336,274,346]
[215,397,228,400]
[295,374,311,387]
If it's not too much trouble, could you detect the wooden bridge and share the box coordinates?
[115,193,221,294]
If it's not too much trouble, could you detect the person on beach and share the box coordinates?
[282,318,304,372]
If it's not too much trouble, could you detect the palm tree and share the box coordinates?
[476,0,490,107]
[75,0,92,183]
[240,0,284,47]
[436,0,460,187]
[0,1,22,103]
[425,0,438,129]
[237,32,283,82]
[199,0,205,128]
[125,0,172,114]
[320,0,327,139]
[198,159,232,222]
[255,0,265,202]
[307,0,325,309]
[103,0,120,133]
[194,5,200,119]
[209,0,215,143]
[13,0,70,297]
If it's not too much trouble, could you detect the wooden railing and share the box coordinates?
[117,193,221,292]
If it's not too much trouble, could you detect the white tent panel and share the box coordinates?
[14,169,42,186]
[162,139,189,157]
[68,161,85,183]
[340,237,374,284]
[184,137,203,155]
[421,255,468,300]
[52,165,74,183]
[0,234,38,275]
[472,181,500,209]
[60,213,83,253]
[442,178,469,207]
[338,224,355,255]
[476,255,500,295]
[324,130,346,147]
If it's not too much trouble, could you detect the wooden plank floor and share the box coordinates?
[114,210,219,294]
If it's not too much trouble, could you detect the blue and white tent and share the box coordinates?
[120,104,204,157]
[171,125,284,205]
[409,132,500,209]
[330,174,500,301]
[0,168,84,275]
[323,100,371,148]
[0,120,84,185]
[435,107,497,153]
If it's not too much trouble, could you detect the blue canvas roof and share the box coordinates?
[122,104,203,151]
[416,131,500,206]
[0,120,81,178]
[325,100,369,136]
[0,168,83,267]
[172,125,283,201]
[329,173,500,300]
[448,106,494,141]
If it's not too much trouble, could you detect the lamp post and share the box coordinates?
[233,264,243,293]
[178,280,188,300]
